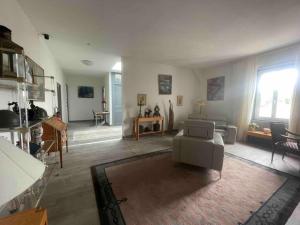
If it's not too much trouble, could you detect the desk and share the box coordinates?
[0,208,47,225]
[133,116,164,140]
[95,111,110,125]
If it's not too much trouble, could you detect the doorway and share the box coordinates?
[111,73,122,126]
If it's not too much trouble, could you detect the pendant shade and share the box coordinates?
[0,138,46,207]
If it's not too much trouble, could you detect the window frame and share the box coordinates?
[252,62,297,123]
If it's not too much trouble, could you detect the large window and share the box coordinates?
[253,64,298,121]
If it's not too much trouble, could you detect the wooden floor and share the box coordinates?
[40,123,173,225]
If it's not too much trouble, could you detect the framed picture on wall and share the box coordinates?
[158,74,172,95]
[137,94,147,106]
[26,56,45,102]
[78,86,94,98]
[207,76,225,101]
[177,95,183,106]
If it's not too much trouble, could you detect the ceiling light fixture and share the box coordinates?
[81,60,93,66]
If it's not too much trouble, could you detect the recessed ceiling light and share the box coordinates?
[81,60,93,66]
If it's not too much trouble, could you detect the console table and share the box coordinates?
[0,208,47,225]
[133,116,164,140]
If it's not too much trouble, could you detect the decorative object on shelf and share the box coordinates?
[207,76,225,101]
[26,56,45,101]
[249,122,259,131]
[0,110,19,128]
[0,25,26,79]
[144,107,152,117]
[153,105,160,117]
[263,128,271,134]
[158,74,172,95]
[137,100,144,118]
[28,100,48,121]
[0,138,45,209]
[139,125,144,133]
[78,86,94,98]
[168,100,174,132]
[137,93,146,106]
[153,122,160,132]
[177,95,183,106]
[195,99,206,115]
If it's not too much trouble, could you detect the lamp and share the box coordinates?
[0,138,45,208]
[195,99,206,115]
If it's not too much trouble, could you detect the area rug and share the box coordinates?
[91,151,300,225]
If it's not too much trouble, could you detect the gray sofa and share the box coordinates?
[188,114,237,144]
[173,120,224,177]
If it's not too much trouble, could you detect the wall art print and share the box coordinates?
[207,76,225,101]
[158,74,172,95]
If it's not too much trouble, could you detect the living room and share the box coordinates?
[0,0,300,225]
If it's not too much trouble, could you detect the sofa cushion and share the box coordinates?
[183,120,215,139]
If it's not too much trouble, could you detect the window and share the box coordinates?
[253,64,298,121]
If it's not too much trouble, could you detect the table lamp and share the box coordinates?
[195,99,206,115]
[0,138,46,209]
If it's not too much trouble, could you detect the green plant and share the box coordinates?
[249,122,259,130]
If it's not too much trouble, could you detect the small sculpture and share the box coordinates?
[153,105,160,117]
[168,100,174,132]
[144,107,152,117]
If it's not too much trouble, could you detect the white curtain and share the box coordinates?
[232,57,257,141]
[289,55,300,133]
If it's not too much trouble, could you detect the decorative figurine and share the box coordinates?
[168,100,174,132]
[144,107,152,117]
[153,105,160,117]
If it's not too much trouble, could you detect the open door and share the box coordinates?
[111,73,122,125]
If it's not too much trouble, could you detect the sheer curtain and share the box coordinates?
[289,55,300,133]
[232,57,257,141]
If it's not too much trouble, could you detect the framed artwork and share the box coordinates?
[26,56,45,102]
[78,86,94,98]
[177,95,183,106]
[137,94,147,106]
[158,74,172,95]
[207,76,225,101]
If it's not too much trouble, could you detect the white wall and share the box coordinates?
[122,57,201,136]
[197,43,300,125]
[0,0,67,122]
[67,75,104,121]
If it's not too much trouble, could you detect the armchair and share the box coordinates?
[173,120,224,177]
[270,122,300,162]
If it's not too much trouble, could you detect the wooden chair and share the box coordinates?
[92,110,103,126]
[270,122,300,162]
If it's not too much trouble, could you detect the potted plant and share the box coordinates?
[249,122,259,131]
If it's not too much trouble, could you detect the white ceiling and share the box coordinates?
[17,0,300,76]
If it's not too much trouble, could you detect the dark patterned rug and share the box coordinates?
[91,150,300,225]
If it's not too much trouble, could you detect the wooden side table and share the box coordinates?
[247,130,272,148]
[0,208,48,225]
[133,116,164,140]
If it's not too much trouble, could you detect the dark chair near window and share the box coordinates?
[270,122,300,162]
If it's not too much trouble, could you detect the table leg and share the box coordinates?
[161,119,164,136]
